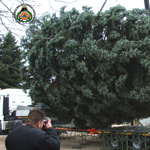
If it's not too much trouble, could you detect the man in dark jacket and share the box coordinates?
[5,109,60,150]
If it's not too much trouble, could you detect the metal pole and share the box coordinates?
[100,0,107,12]
[144,0,150,12]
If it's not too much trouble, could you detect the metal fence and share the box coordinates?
[55,126,150,150]
[100,131,150,150]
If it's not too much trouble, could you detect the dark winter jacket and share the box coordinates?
[5,124,60,150]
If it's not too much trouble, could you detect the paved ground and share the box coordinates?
[0,135,6,150]
[0,133,102,150]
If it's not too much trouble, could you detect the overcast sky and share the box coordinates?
[38,0,145,14]
[0,0,147,38]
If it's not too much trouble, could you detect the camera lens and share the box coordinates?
[43,117,49,124]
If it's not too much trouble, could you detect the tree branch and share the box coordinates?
[0,17,22,38]
[55,0,78,4]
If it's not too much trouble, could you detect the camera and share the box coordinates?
[43,117,50,124]
[42,117,50,130]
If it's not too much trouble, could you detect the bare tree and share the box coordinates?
[0,0,41,38]
[0,0,108,39]
[0,0,80,39]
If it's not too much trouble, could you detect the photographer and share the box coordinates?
[5,109,60,150]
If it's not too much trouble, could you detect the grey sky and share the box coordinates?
[0,0,146,38]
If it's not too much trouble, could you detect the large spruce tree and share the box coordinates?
[0,32,22,88]
[21,6,150,128]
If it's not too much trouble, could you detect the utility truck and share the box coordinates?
[0,88,60,134]
[0,89,33,133]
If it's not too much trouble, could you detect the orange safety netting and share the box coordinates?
[55,127,99,135]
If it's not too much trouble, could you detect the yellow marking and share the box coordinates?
[97,131,102,134]
[126,133,132,135]
[142,134,149,136]
[117,132,124,134]
[104,131,110,134]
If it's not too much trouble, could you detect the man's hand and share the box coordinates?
[44,119,52,129]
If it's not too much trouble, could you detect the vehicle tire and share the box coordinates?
[108,133,122,149]
[132,135,146,150]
